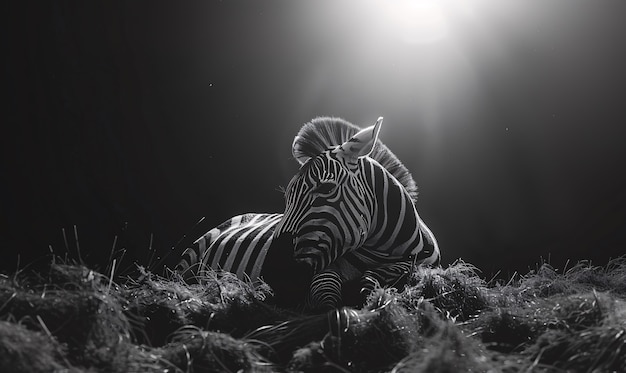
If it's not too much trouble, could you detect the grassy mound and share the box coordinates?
[1,256,624,372]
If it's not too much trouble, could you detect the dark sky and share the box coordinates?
[4,1,626,276]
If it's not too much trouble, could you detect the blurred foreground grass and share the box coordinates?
[1,254,624,372]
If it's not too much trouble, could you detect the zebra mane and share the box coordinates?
[293,117,419,202]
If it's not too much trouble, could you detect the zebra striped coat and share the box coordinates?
[176,117,440,310]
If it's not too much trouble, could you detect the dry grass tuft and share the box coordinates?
[0,321,80,373]
[402,260,490,321]
[0,255,624,372]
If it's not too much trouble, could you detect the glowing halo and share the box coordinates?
[377,0,449,45]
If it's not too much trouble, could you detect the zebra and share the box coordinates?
[176,117,440,310]
[176,212,318,306]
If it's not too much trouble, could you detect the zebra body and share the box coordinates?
[177,213,281,282]
[176,210,438,308]
[177,117,440,310]
[177,212,334,306]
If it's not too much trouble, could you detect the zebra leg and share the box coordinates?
[308,270,343,311]
[360,260,414,299]
[307,257,363,311]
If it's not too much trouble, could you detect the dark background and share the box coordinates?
[4,1,625,277]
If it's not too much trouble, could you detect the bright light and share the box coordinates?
[377,0,449,45]
[291,0,497,131]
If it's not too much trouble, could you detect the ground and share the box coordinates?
[1,254,624,372]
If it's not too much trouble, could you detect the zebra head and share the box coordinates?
[274,117,384,274]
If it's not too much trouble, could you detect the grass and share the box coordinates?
[1,255,624,372]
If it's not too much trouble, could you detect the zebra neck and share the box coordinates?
[362,160,421,256]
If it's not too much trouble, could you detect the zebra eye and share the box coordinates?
[313,182,336,195]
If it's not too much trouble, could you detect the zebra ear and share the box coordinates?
[334,117,383,161]
[292,135,311,165]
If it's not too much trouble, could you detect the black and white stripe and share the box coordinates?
[176,213,281,283]
[176,212,336,307]
[274,117,439,309]
[176,117,441,311]
[273,152,440,309]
